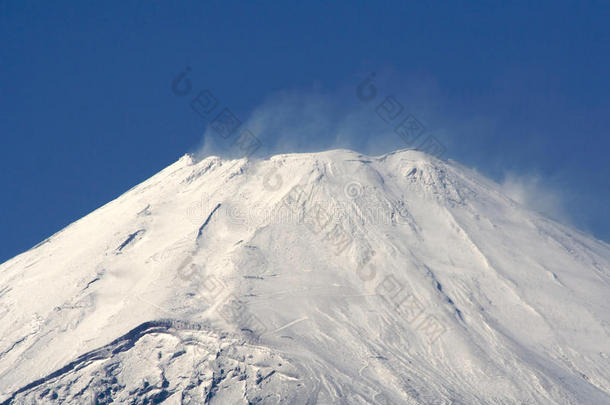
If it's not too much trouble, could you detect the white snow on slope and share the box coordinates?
[0,149,609,404]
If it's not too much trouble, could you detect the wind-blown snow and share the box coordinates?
[0,149,609,404]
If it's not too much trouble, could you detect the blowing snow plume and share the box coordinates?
[179,68,451,162]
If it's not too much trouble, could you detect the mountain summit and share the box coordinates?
[1,149,609,404]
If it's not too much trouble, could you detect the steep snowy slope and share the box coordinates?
[0,149,609,404]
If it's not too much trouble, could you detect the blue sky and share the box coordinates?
[1,1,609,262]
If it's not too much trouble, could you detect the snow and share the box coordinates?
[0,148,609,404]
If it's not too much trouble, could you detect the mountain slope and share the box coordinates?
[1,149,609,404]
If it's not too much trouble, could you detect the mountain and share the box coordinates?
[0,149,609,404]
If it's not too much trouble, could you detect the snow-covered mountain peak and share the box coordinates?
[1,149,609,404]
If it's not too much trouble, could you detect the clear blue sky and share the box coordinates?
[1,1,609,262]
